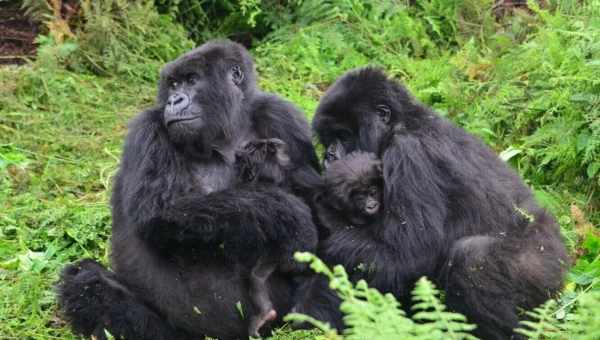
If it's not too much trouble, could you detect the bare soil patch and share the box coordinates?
[0,1,40,64]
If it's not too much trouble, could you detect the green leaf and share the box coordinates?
[587,162,600,178]
[499,146,522,162]
[576,133,590,153]
[236,301,244,319]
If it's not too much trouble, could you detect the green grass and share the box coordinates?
[1,0,599,339]
[0,65,154,338]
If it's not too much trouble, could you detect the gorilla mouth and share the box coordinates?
[166,115,202,126]
[365,203,379,215]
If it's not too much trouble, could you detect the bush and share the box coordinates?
[66,0,194,80]
[24,0,194,81]
[154,0,300,44]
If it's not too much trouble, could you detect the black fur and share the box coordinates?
[314,151,383,232]
[298,67,569,340]
[56,40,320,340]
[234,137,314,336]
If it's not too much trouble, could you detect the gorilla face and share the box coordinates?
[313,67,425,157]
[351,184,382,217]
[323,151,383,225]
[158,41,256,145]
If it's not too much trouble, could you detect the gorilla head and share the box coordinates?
[236,138,291,186]
[313,67,427,156]
[158,40,257,146]
[323,151,383,225]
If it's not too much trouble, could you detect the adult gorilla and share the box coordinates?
[299,67,569,339]
[57,40,320,340]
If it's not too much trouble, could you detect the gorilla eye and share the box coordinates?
[369,186,378,195]
[186,73,199,85]
[376,104,391,123]
[231,65,244,86]
[169,79,179,90]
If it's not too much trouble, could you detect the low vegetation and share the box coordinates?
[0,0,598,338]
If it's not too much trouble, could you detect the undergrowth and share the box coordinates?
[1,0,598,339]
[288,253,478,340]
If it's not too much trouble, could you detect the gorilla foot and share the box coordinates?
[56,259,129,337]
[57,259,190,340]
[249,309,277,338]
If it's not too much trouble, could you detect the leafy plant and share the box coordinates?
[287,252,478,340]
[21,0,77,43]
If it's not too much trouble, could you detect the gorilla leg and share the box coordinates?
[292,275,344,331]
[248,256,278,337]
[440,214,567,340]
[440,236,519,340]
[57,259,191,340]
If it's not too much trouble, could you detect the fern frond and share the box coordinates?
[411,277,478,340]
[567,290,600,340]
[515,300,562,339]
[293,253,479,340]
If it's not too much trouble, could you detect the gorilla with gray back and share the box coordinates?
[297,67,569,339]
[57,40,320,340]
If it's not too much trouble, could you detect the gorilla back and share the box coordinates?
[57,40,320,340]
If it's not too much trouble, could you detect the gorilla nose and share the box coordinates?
[166,93,190,114]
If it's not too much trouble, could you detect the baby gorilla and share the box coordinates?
[315,150,384,231]
[234,138,295,337]
[236,138,291,187]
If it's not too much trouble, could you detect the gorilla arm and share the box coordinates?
[144,187,318,261]
[340,129,452,285]
[379,129,450,249]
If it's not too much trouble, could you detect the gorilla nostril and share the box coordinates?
[166,94,190,113]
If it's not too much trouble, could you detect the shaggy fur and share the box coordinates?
[297,67,569,340]
[234,137,314,337]
[56,40,320,340]
[313,151,383,232]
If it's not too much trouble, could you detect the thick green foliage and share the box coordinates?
[154,0,299,43]
[449,2,600,205]
[516,290,600,339]
[63,0,193,80]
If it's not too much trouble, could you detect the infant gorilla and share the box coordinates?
[317,146,384,231]
[234,138,295,337]
[235,140,382,336]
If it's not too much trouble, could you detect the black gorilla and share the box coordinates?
[235,138,292,188]
[297,67,569,340]
[314,151,384,232]
[233,138,306,336]
[57,40,320,340]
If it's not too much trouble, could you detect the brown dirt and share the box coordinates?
[0,1,40,65]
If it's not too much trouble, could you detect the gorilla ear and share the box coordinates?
[231,65,245,86]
